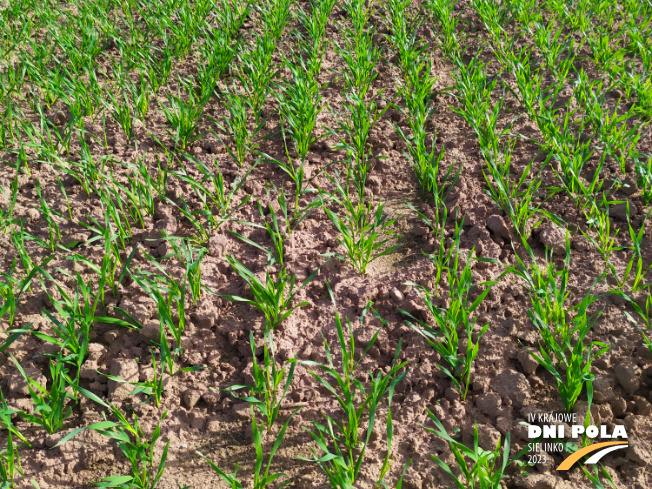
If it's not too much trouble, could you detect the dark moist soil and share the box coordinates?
[0,1,651,488]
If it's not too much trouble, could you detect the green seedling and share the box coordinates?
[93,185,134,248]
[215,0,251,42]
[1,254,52,327]
[508,237,609,412]
[609,207,651,291]
[158,83,206,150]
[161,236,207,306]
[300,282,409,488]
[414,208,461,299]
[532,19,576,80]
[482,139,551,238]
[274,57,324,202]
[77,215,135,304]
[130,264,186,353]
[196,27,235,92]
[321,169,402,275]
[10,224,35,275]
[0,429,22,489]
[101,348,165,408]
[113,155,164,226]
[392,52,460,203]
[383,0,429,76]
[631,149,652,204]
[334,1,380,98]
[617,287,651,353]
[582,197,620,268]
[401,241,497,400]
[223,330,296,431]
[329,92,389,198]
[0,389,27,489]
[172,154,256,240]
[198,404,298,489]
[105,88,137,144]
[124,73,151,121]
[257,0,293,43]
[35,181,63,252]
[230,192,288,267]
[294,0,337,77]
[530,294,607,413]
[0,170,20,234]
[510,238,572,336]
[216,253,319,331]
[9,354,74,434]
[235,31,278,126]
[230,181,321,265]
[56,398,169,489]
[32,273,102,383]
[276,65,322,157]
[210,87,266,167]
[425,411,522,489]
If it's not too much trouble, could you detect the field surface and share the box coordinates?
[0,0,651,488]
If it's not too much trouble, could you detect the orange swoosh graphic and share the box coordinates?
[557,441,628,470]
